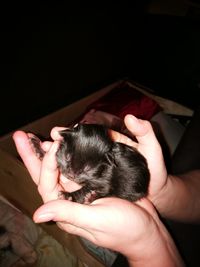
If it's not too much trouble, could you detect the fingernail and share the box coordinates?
[34,212,54,223]
[127,114,137,121]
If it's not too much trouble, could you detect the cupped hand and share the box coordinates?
[110,115,168,204]
[33,194,159,259]
[13,130,160,257]
[50,115,168,205]
[12,119,185,267]
[13,130,81,203]
[13,113,167,212]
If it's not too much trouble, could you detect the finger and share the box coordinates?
[33,199,99,241]
[41,141,53,152]
[12,131,41,184]
[50,127,67,141]
[32,198,146,244]
[124,115,158,146]
[33,197,135,226]
[38,141,60,202]
[59,174,82,192]
[109,129,137,148]
[40,141,81,194]
[33,199,94,227]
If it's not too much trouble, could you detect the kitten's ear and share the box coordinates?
[59,124,81,137]
[58,129,68,135]
[58,128,72,138]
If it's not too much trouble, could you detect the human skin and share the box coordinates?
[112,116,200,223]
[12,115,186,266]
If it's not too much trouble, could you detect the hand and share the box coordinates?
[13,131,81,203]
[14,138,183,266]
[22,142,163,264]
[13,113,167,207]
[110,115,168,205]
[13,131,160,256]
[13,123,184,266]
[49,114,168,207]
[33,196,160,260]
[33,154,177,266]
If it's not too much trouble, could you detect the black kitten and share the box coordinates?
[29,124,150,204]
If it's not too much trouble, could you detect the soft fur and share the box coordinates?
[56,124,150,203]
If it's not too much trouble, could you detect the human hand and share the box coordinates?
[12,129,160,239]
[25,143,164,264]
[13,130,184,266]
[13,112,168,209]
[33,196,160,260]
[13,131,160,258]
[49,114,168,208]
[110,114,168,206]
[21,141,183,266]
[13,131,81,203]
[51,114,168,206]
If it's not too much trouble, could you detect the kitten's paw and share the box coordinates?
[84,190,97,204]
[62,190,97,204]
[61,192,73,201]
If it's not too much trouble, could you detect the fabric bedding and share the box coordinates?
[0,196,87,267]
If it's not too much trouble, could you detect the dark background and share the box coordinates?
[1,1,200,135]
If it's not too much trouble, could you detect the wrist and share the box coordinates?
[153,170,200,222]
[125,219,159,263]
[126,218,185,267]
[151,174,173,216]
[151,173,198,222]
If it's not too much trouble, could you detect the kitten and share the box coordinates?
[29,124,150,204]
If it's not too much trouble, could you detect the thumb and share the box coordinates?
[124,115,158,146]
[33,199,94,227]
[33,199,102,242]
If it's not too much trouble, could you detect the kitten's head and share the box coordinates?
[56,124,113,181]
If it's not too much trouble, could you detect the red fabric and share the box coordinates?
[85,83,161,120]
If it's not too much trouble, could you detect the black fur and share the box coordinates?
[55,124,150,203]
